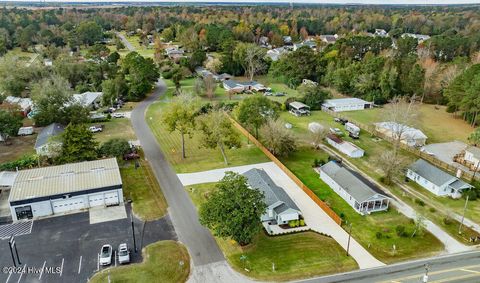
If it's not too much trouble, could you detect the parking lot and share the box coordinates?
[0,205,176,282]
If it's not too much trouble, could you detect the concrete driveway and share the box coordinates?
[178,162,385,269]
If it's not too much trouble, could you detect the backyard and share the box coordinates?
[186,182,358,281]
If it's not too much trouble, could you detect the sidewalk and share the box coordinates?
[178,161,385,269]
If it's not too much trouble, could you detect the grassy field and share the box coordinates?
[4,47,37,62]
[0,135,36,165]
[340,104,473,143]
[90,118,137,144]
[120,31,154,58]
[90,240,190,283]
[146,101,269,173]
[120,159,168,221]
[186,182,358,281]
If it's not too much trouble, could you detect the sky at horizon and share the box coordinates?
[6,0,480,4]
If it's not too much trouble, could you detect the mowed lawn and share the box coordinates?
[341,104,473,143]
[120,159,168,221]
[120,31,154,58]
[146,101,269,173]
[90,240,190,283]
[90,118,137,144]
[186,183,358,281]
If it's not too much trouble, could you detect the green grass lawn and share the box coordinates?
[4,47,37,62]
[90,240,190,283]
[90,118,137,144]
[120,31,154,58]
[186,183,358,281]
[120,159,168,221]
[146,101,269,173]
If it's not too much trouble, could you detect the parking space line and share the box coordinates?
[97,253,100,271]
[60,258,64,276]
[17,265,25,283]
[114,250,117,267]
[6,271,12,283]
[38,260,46,280]
[78,256,82,274]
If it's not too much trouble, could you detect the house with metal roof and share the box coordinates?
[289,101,311,116]
[243,168,302,227]
[35,123,65,157]
[322,98,373,112]
[326,134,364,158]
[319,161,390,215]
[9,158,123,221]
[73,91,103,109]
[406,159,473,198]
[375,122,427,147]
[222,80,267,93]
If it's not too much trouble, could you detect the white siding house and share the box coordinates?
[322,98,373,112]
[326,134,364,158]
[406,159,473,198]
[319,161,390,215]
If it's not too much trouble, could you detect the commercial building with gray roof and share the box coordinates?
[319,161,390,215]
[9,158,123,221]
[243,168,302,225]
[406,159,473,198]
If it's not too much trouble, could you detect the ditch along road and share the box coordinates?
[130,80,252,283]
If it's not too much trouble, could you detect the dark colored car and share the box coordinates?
[123,152,140,160]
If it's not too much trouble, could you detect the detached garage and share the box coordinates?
[9,158,123,221]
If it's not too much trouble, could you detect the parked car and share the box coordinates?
[112,112,126,118]
[329,127,344,136]
[17,127,34,136]
[89,125,104,133]
[263,92,273,96]
[334,117,348,125]
[123,152,140,160]
[274,92,286,97]
[117,243,130,264]
[103,107,116,114]
[99,244,113,266]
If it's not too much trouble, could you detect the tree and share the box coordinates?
[171,67,185,95]
[162,93,199,159]
[76,21,103,46]
[235,95,279,138]
[189,50,206,71]
[233,43,267,81]
[197,110,241,165]
[122,52,159,101]
[99,138,130,158]
[58,124,98,164]
[114,37,125,51]
[375,150,406,185]
[469,128,480,146]
[270,46,321,87]
[201,75,217,100]
[205,57,222,73]
[309,124,328,149]
[199,171,266,245]
[298,84,330,110]
[260,119,297,157]
[0,110,23,143]
[102,75,128,107]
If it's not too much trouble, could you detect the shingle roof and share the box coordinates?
[243,168,299,212]
[35,123,65,149]
[408,159,471,189]
[9,158,122,202]
[321,161,387,203]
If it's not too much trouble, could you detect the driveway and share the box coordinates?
[178,161,385,269]
[0,204,175,283]
[115,32,135,51]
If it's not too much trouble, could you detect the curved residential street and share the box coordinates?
[130,80,252,283]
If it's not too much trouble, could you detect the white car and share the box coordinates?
[99,244,113,266]
[89,126,103,133]
[117,243,130,264]
[112,112,126,118]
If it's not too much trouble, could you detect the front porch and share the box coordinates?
[356,198,389,214]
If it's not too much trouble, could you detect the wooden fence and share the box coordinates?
[322,108,478,182]
[228,116,343,225]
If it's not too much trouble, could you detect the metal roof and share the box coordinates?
[73,92,103,107]
[466,146,480,159]
[321,161,387,203]
[323,98,371,107]
[35,123,65,149]
[408,159,471,189]
[0,171,18,187]
[289,101,310,110]
[375,122,427,140]
[243,168,300,213]
[9,158,122,202]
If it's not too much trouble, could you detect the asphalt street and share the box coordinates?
[115,31,135,51]
[0,205,175,283]
[130,80,225,266]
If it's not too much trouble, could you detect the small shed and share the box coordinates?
[326,134,364,158]
[289,101,311,116]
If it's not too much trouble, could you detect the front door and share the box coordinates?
[15,206,33,220]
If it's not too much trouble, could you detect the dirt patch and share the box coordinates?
[0,135,36,164]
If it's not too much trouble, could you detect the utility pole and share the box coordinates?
[459,195,469,234]
[346,223,352,256]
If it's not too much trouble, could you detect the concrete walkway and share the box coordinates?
[178,162,385,269]
[319,144,471,254]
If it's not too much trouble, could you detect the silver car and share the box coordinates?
[99,244,113,266]
[118,243,130,264]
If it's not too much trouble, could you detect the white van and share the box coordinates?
[18,127,34,136]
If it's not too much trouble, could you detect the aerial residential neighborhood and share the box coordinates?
[1,1,480,283]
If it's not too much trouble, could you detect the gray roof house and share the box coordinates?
[222,80,267,93]
[243,168,302,226]
[35,123,65,157]
[319,161,390,215]
[73,92,103,109]
[407,159,473,198]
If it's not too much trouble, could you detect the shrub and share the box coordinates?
[299,219,305,226]
[288,220,298,228]
[429,207,436,213]
[375,232,383,239]
[0,155,38,171]
[415,199,425,206]
[443,217,453,225]
[463,190,478,201]
[395,225,407,237]
[339,212,345,220]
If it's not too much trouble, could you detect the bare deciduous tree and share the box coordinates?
[308,124,328,149]
[203,75,217,100]
[260,119,296,157]
[375,150,406,185]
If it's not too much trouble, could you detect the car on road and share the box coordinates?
[117,243,130,264]
[99,244,113,266]
[329,127,344,136]
[89,125,104,133]
[112,112,126,118]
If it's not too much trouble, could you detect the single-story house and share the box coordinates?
[266,47,288,61]
[375,122,427,147]
[406,159,473,198]
[0,171,18,189]
[217,73,232,81]
[319,161,390,214]
[374,29,388,37]
[73,92,103,109]
[326,134,365,158]
[322,98,373,112]
[4,96,33,117]
[283,36,292,44]
[401,33,430,43]
[9,158,123,221]
[464,146,480,170]
[293,40,316,51]
[222,80,267,93]
[289,101,311,116]
[35,123,65,157]
[320,34,338,44]
[243,168,302,226]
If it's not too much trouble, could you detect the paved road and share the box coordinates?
[299,251,480,283]
[115,31,135,51]
[130,80,225,267]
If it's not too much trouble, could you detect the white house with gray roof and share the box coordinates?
[9,158,123,221]
[243,168,302,226]
[319,161,390,215]
[322,98,373,112]
[407,159,473,198]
